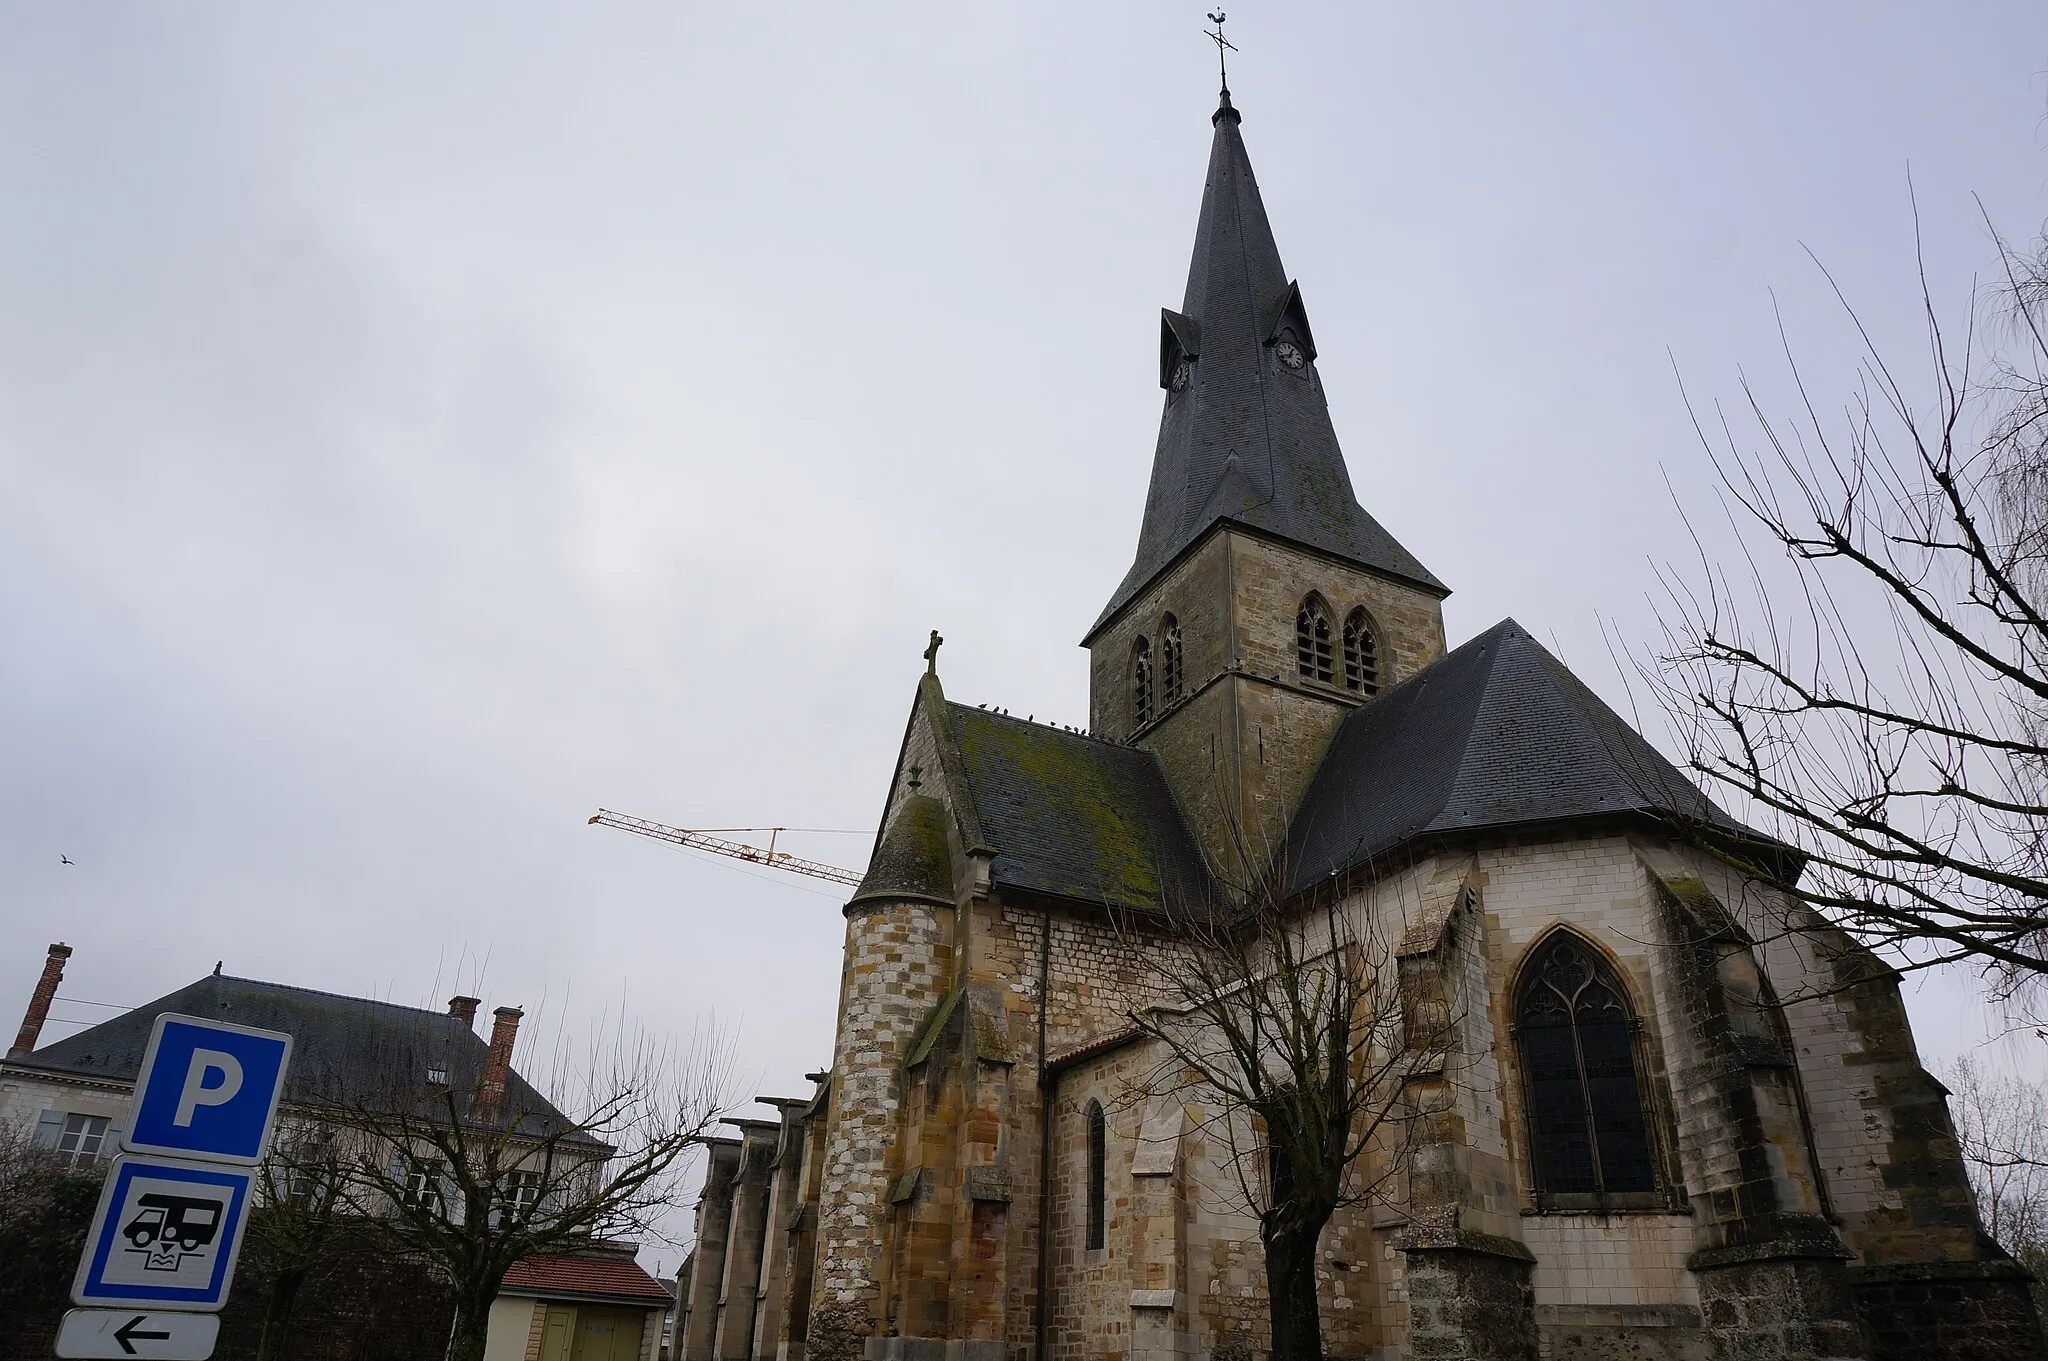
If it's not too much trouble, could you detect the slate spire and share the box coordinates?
[1089,92,1444,638]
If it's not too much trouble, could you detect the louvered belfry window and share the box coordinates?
[1517,935,1656,1196]
[1132,637,1154,726]
[1160,615,1184,704]
[1343,608,1379,694]
[1085,1101,1107,1251]
[1296,598,1334,683]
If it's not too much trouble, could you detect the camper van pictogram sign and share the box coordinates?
[72,1156,254,1312]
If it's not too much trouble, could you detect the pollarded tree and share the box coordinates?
[1114,854,1456,1361]
[311,1018,732,1361]
[1644,206,2048,997]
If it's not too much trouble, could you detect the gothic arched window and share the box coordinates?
[1342,608,1379,695]
[1084,1100,1107,1251]
[1160,615,1184,705]
[1132,637,1154,727]
[1296,596,1333,684]
[1516,934,1657,1198]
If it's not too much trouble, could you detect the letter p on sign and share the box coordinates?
[125,1015,292,1165]
[176,1049,246,1126]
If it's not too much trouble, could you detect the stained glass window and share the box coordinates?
[1517,935,1656,1196]
[1085,1101,1106,1250]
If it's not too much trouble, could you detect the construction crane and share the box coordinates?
[587,808,867,887]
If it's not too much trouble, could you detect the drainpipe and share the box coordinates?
[1033,908,1053,1361]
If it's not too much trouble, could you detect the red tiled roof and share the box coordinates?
[500,1253,674,1304]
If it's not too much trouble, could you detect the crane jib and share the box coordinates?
[588,810,867,887]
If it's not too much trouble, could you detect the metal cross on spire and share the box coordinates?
[1204,11,1237,95]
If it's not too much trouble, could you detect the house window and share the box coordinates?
[496,1169,543,1227]
[1342,609,1379,695]
[1516,934,1657,1198]
[1132,637,1154,727]
[1160,615,1184,705]
[1084,1101,1106,1251]
[405,1160,447,1217]
[56,1113,110,1169]
[1296,597,1333,683]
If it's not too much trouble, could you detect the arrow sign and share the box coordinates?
[56,1308,220,1359]
[116,1317,172,1352]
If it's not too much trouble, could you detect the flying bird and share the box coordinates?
[60,855,73,865]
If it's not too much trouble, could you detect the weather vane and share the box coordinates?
[1205,11,1237,94]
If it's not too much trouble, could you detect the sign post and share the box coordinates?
[58,1014,292,1360]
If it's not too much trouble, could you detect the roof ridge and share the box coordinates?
[215,974,475,1025]
[946,700,1128,748]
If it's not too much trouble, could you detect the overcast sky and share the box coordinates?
[5,4,2047,1274]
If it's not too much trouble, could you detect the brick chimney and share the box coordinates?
[10,943,72,1058]
[447,995,481,1029]
[477,1005,522,1121]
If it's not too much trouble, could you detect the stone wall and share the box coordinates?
[1086,526,1448,880]
[809,897,953,1361]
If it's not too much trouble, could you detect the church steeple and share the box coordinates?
[1087,93,1444,641]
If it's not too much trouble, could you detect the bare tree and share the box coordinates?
[1642,203,2048,996]
[248,1122,353,1361]
[312,1020,733,1361]
[1937,1056,2048,1317]
[1114,860,1455,1361]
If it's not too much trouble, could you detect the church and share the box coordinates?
[672,86,2045,1361]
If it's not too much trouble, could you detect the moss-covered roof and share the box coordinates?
[945,704,1211,913]
[848,794,955,908]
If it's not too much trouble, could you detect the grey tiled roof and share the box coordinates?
[1091,94,1443,639]
[10,973,597,1144]
[944,705,1211,914]
[1281,619,1754,894]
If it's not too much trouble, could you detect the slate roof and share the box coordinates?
[850,794,954,908]
[944,704,1211,913]
[1091,92,1443,639]
[8,973,597,1145]
[500,1250,674,1305]
[1281,619,1758,895]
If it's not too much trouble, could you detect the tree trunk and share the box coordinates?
[254,1267,305,1361]
[444,1291,496,1361]
[1263,1224,1325,1361]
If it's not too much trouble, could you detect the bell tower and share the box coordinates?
[1084,89,1449,887]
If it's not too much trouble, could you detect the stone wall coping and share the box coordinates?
[1396,1228,1537,1263]
[1849,1257,2034,1284]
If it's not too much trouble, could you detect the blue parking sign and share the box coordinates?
[72,1154,255,1311]
[123,1014,292,1165]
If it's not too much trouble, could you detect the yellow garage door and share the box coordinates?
[573,1307,646,1361]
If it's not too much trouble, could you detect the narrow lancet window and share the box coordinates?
[1085,1100,1107,1250]
[1296,597,1334,683]
[1343,609,1379,695]
[1132,637,1154,727]
[1516,934,1657,1197]
[1160,615,1184,705]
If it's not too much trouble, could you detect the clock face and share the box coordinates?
[1170,358,1193,391]
[1275,340,1306,371]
